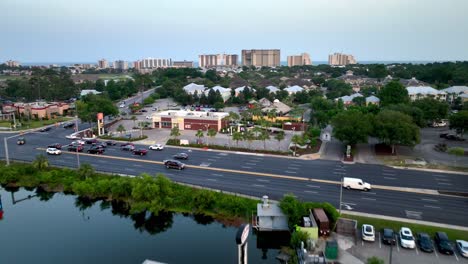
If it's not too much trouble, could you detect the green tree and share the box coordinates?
[412,98,449,124]
[232,131,243,147]
[378,81,410,106]
[78,163,94,180]
[373,110,420,154]
[274,131,285,151]
[116,124,126,134]
[243,130,255,149]
[291,134,302,154]
[385,104,425,127]
[207,128,217,145]
[279,194,305,229]
[195,129,204,144]
[33,154,49,170]
[131,115,137,127]
[213,101,224,111]
[449,110,468,138]
[258,129,270,150]
[331,110,372,145]
[77,94,119,123]
[170,126,181,141]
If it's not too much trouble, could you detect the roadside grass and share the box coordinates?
[342,213,468,241]
[0,75,26,80]
[377,156,468,173]
[0,117,74,130]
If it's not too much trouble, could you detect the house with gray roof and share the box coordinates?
[204,85,231,102]
[406,86,446,101]
[234,86,255,96]
[441,86,468,102]
[284,85,304,95]
[365,95,380,106]
[183,83,206,95]
[335,93,363,105]
[265,85,279,93]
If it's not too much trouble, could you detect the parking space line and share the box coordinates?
[361,240,364,246]
[454,251,460,261]
[423,205,441,209]
[396,238,400,252]
[378,233,381,248]
[415,245,419,255]
[434,247,439,258]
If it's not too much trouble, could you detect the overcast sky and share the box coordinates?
[1,0,468,63]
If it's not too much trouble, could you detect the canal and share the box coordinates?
[0,187,284,264]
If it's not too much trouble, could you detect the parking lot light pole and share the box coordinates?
[4,137,10,166]
[339,177,343,214]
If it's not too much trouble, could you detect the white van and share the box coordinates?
[343,177,371,191]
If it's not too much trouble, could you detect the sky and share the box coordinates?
[1,0,468,63]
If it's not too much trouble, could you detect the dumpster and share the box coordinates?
[325,240,338,260]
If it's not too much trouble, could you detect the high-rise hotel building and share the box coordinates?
[198,54,238,68]
[241,49,280,67]
[287,53,311,66]
[98,59,109,69]
[328,53,357,66]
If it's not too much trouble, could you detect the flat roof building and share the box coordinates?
[328,53,357,66]
[98,59,109,69]
[152,110,229,131]
[198,54,238,68]
[173,61,194,68]
[242,49,280,67]
[287,53,311,66]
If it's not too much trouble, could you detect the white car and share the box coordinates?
[399,227,415,249]
[149,144,164,151]
[119,104,125,108]
[456,240,468,258]
[46,148,61,155]
[361,224,375,242]
[146,115,153,120]
[66,135,78,140]
[72,140,85,145]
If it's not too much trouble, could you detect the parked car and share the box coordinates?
[132,149,148,156]
[456,240,468,258]
[48,143,62,149]
[46,147,61,155]
[87,147,104,155]
[40,126,52,132]
[342,177,371,191]
[120,142,134,147]
[119,104,125,108]
[72,140,85,145]
[173,152,189,160]
[17,137,26,145]
[121,145,135,151]
[417,233,434,253]
[412,158,427,166]
[63,122,74,129]
[93,142,106,149]
[441,134,465,141]
[149,144,164,151]
[67,145,83,152]
[163,159,185,170]
[361,224,375,242]
[431,121,447,127]
[85,139,98,144]
[435,232,454,255]
[439,133,448,138]
[382,228,396,245]
[140,109,147,112]
[105,140,117,146]
[399,227,416,249]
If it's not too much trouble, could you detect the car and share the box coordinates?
[67,145,83,152]
[173,152,189,160]
[361,224,375,242]
[85,139,98,144]
[65,134,78,140]
[119,104,125,108]
[48,143,62,149]
[46,147,61,155]
[444,134,465,141]
[435,232,454,255]
[40,126,52,132]
[121,145,135,151]
[72,140,85,145]
[63,122,74,129]
[105,140,117,146]
[141,109,147,112]
[120,142,134,147]
[342,177,371,191]
[146,115,153,119]
[417,233,434,253]
[163,159,185,170]
[439,133,448,138]
[456,240,468,258]
[399,227,416,249]
[149,144,164,151]
[382,228,396,245]
[17,137,26,145]
[151,107,157,111]
[87,147,104,155]
[93,143,106,149]
[412,158,427,166]
[132,149,148,156]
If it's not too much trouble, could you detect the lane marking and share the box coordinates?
[333,171,346,175]
[211,173,223,177]
[435,178,450,181]
[383,173,396,176]
[218,153,228,156]
[361,192,377,195]
[437,182,452,186]
[241,166,252,169]
[424,205,441,209]
[246,163,257,166]
[257,179,270,182]
[199,163,211,167]
[405,210,422,220]
[307,185,321,188]
[285,171,297,174]
[433,174,447,177]
[342,202,357,205]
[361,197,376,201]
[383,177,396,180]
[287,167,299,170]
[133,164,143,167]
[304,190,318,194]
[252,184,265,188]
[206,178,217,182]
[421,198,438,202]
[207,159,216,162]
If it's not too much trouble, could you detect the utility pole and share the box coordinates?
[339,176,343,214]
[4,137,9,166]
[75,116,80,168]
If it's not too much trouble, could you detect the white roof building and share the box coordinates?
[406,86,446,101]
[284,85,304,94]
[183,83,206,95]
[253,196,288,231]
[365,95,380,105]
[80,89,102,97]
[204,85,231,102]
[441,86,468,94]
[335,93,363,104]
[265,85,279,93]
[234,86,255,96]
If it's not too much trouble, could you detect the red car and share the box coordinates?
[132,149,148,156]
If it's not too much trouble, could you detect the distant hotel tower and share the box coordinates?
[98,59,109,69]
[241,49,280,67]
[287,53,311,66]
[198,54,238,68]
[328,53,357,66]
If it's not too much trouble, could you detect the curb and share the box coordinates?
[389,165,468,175]
[342,210,468,231]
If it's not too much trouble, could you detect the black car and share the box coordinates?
[163,159,185,170]
[17,137,26,145]
[67,145,83,152]
[92,143,106,149]
[48,143,62,149]
[417,233,434,253]
[382,228,396,245]
[63,122,74,129]
[105,140,117,146]
[85,139,98,144]
[40,126,52,132]
[173,153,189,160]
[435,232,454,255]
[439,133,448,138]
[121,145,135,151]
[87,147,104,155]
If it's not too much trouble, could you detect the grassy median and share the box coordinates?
[342,213,468,241]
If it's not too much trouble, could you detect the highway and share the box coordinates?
[1,124,467,227]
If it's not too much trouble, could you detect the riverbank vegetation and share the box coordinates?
[0,160,258,223]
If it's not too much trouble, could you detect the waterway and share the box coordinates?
[0,187,283,264]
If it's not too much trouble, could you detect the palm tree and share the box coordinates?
[258,130,270,150]
[291,134,302,155]
[252,126,263,138]
[275,131,285,151]
[243,130,255,149]
[170,126,181,142]
[78,163,94,180]
[131,115,137,127]
[232,131,243,147]
[33,154,49,170]
[207,128,217,146]
[195,129,204,144]
[116,124,126,134]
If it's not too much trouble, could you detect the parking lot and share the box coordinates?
[350,230,468,263]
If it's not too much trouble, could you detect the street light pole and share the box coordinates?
[339,176,343,214]
[75,116,80,168]
[4,137,10,166]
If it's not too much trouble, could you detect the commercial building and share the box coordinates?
[98,59,109,69]
[198,54,238,68]
[406,86,447,101]
[173,61,194,68]
[113,60,128,71]
[241,49,280,67]
[5,60,20,67]
[287,53,311,66]
[152,110,229,131]
[2,102,70,119]
[328,53,357,66]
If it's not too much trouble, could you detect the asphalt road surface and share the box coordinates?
[1,125,467,227]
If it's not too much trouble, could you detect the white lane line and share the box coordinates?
[434,246,439,258]
[218,153,228,156]
[285,171,297,174]
[424,205,441,209]
[287,167,299,170]
[361,197,376,201]
[334,168,346,171]
[207,159,216,162]
[342,202,357,205]
[307,185,321,188]
[437,182,452,186]
[382,173,396,176]
[383,177,396,180]
[241,166,252,169]
[246,163,257,166]
[133,164,143,167]
[304,190,318,194]
[435,178,450,181]
[415,245,419,255]
[288,164,301,167]
[252,184,265,188]
[361,192,376,195]
[257,179,270,182]
[421,198,438,202]
[333,171,346,175]
[211,173,223,177]
[206,178,217,182]
[433,174,447,177]
[97,160,107,163]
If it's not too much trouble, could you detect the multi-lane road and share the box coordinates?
[1,124,467,227]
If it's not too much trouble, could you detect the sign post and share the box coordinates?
[236,224,250,264]
[97,113,104,136]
